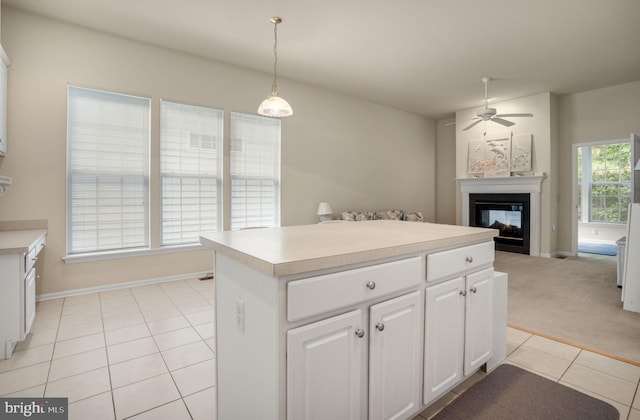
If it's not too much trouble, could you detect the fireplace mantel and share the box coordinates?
[459,176,544,256]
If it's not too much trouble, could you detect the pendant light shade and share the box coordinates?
[257,94,293,117]
[258,17,293,118]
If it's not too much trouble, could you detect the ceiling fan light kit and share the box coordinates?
[462,77,533,131]
[257,16,293,118]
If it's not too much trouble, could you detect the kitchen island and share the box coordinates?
[200,220,507,420]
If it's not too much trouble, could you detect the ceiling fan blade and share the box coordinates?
[462,119,482,131]
[491,117,515,127]
[444,121,456,126]
[494,113,534,118]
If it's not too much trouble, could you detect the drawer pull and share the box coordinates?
[466,256,474,263]
[355,329,365,338]
[366,281,376,290]
[470,286,477,294]
[375,322,385,332]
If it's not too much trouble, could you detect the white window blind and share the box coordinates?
[230,112,281,230]
[67,86,150,254]
[160,101,223,245]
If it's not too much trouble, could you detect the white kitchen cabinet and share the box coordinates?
[423,277,465,404]
[463,268,494,375]
[287,310,364,420]
[0,231,46,359]
[369,291,422,420]
[202,221,505,420]
[0,46,9,156]
[287,290,422,420]
[423,250,495,405]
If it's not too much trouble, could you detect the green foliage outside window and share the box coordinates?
[578,142,632,224]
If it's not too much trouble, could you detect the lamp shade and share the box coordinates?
[257,95,293,117]
[317,202,333,222]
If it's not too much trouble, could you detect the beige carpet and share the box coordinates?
[494,251,640,365]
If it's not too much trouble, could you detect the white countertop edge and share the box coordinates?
[200,222,497,278]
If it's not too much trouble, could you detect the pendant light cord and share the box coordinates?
[271,19,279,96]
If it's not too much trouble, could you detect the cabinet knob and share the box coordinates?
[375,322,385,332]
[459,290,466,297]
[366,281,376,290]
[470,286,477,294]
[355,328,365,338]
[465,256,474,263]
[32,256,38,262]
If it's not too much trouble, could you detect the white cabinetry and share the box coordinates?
[288,291,422,420]
[423,242,496,405]
[207,226,506,420]
[0,46,9,156]
[287,261,422,420]
[0,232,46,359]
[369,291,422,420]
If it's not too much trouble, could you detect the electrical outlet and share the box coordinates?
[235,298,245,333]
[591,228,598,235]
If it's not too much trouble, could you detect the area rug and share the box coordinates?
[431,364,619,420]
[578,240,617,256]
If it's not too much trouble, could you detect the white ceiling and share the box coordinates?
[4,0,640,119]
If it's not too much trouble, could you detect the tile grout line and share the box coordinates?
[136,281,195,420]
[99,289,118,420]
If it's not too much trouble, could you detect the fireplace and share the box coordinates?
[469,193,530,254]
[459,176,543,257]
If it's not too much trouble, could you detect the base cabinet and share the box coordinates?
[0,232,46,359]
[423,267,494,404]
[287,291,422,420]
[287,310,364,420]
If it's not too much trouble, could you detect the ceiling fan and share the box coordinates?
[462,77,533,131]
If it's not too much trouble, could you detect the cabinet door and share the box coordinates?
[287,309,364,420]
[464,268,494,375]
[423,277,465,404]
[369,291,421,420]
[24,268,36,337]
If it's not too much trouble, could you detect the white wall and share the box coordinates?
[557,81,640,253]
[455,92,558,256]
[436,118,456,225]
[0,8,435,294]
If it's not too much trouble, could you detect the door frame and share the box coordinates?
[571,135,637,256]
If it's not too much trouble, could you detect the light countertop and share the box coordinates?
[200,220,497,277]
[0,229,47,255]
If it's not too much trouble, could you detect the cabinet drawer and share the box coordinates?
[24,235,46,273]
[427,241,494,283]
[288,256,422,322]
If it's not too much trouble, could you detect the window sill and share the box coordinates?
[63,243,210,264]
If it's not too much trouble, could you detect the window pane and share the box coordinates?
[230,113,281,230]
[587,142,632,223]
[160,101,222,245]
[67,86,150,254]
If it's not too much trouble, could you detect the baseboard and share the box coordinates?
[36,271,211,302]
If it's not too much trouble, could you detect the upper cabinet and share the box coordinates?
[0,45,9,156]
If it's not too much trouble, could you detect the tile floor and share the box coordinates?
[415,327,640,420]
[0,278,216,420]
[1,278,639,420]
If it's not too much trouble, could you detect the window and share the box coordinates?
[160,101,223,245]
[67,86,150,254]
[578,142,632,223]
[230,113,281,230]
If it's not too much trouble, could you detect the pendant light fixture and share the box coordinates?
[257,16,293,118]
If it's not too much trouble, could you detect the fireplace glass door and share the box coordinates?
[470,193,530,254]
